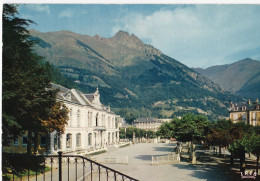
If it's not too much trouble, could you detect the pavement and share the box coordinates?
[26,143,259,181]
[95,142,245,181]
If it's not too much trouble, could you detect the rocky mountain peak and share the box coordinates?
[113,30,130,39]
[111,30,162,56]
[112,30,143,45]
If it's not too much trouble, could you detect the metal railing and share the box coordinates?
[3,151,138,181]
[151,153,180,165]
[89,155,128,164]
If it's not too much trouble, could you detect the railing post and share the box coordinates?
[58,151,63,181]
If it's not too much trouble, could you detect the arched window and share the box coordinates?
[69,108,73,126]
[108,133,110,144]
[88,111,92,127]
[88,133,92,145]
[112,118,114,128]
[54,134,60,150]
[66,134,72,148]
[77,110,80,126]
[112,132,114,143]
[94,133,97,146]
[102,114,105,126]
[108,117,111,128]
[253,112,256,120]
[76,133,81,147]
[96,113,99,126]
[242,113,246,120]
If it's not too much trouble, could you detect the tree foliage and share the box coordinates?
[172,113,209,143]
[157,121,175,139]
[2,4,68,154]
[119,127,157,139]
[206,119,233,148]
[40,102,69,134]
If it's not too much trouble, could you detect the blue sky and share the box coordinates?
[18,4,260,68]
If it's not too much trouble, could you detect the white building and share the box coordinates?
[133,118,163,131]
[50,83,119,154]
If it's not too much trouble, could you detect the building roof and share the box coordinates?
[51,83,110,112]
[230,99,260,112]
[134,118,162,123]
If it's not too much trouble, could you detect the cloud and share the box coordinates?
[112,5,260,68]
[59,8,75,18]
[26,4,50,14]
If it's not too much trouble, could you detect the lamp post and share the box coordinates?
[124,128,126,140]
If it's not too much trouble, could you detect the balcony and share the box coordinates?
[94,126,106,131]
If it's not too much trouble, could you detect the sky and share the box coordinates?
[17,4,260,68]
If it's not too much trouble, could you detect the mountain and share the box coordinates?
[193,58,260,100]
[29,29,242,121]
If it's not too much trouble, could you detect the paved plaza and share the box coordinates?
[95,143,241,181]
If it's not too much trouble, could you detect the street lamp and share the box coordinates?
[125,128,126,140]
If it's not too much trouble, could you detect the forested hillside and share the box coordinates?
[194,58,260,100]
[30,29,243,121]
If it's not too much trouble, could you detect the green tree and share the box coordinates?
[157,121,175,139]
[206,119,233,156]
[173,113,209,154]
[243,132,260,174]
[2,4,68,155]
[227,123,254,170]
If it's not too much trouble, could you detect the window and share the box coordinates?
[88,133,92,145]
[242,114,246,120]
[233,114,238,121]
[253,112,256,120]
[76,133,81,147]
[94,133,97,146]
[88,111,92,127]
[108,117,111,128]
[96,113,99,126]
[69,108,73,126]
[112,118,115,128]
[108,133,110,143]
[22,136,28,145]
[66,93,71,101]
[112,133,114,143]
[66,134,72,148]
[77,110,80,126]
[40,136,47,145]
[54,134,60,150]
[13,137,19,146]
[102,114,105,126]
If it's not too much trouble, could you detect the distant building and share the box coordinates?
[4,83,120,154]
[158,119,172,123]
[115,115,125,129]
[133,118,163,131]
[229,99,260,126]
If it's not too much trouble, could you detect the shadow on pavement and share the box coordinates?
[172,150,260,181]
[135,154,169,161]
[153,146,174,152]
[172,163,241,181]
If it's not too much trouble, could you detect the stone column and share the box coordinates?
[100,131,103,147]
[116,131,119,144]
[59,134,64,151]
[50,132,55,154]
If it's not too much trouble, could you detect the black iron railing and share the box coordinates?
[3,151,138,181]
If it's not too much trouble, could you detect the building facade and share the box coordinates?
[133,118,163,131]
[229,99,260,126]
[4,84,120,155]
